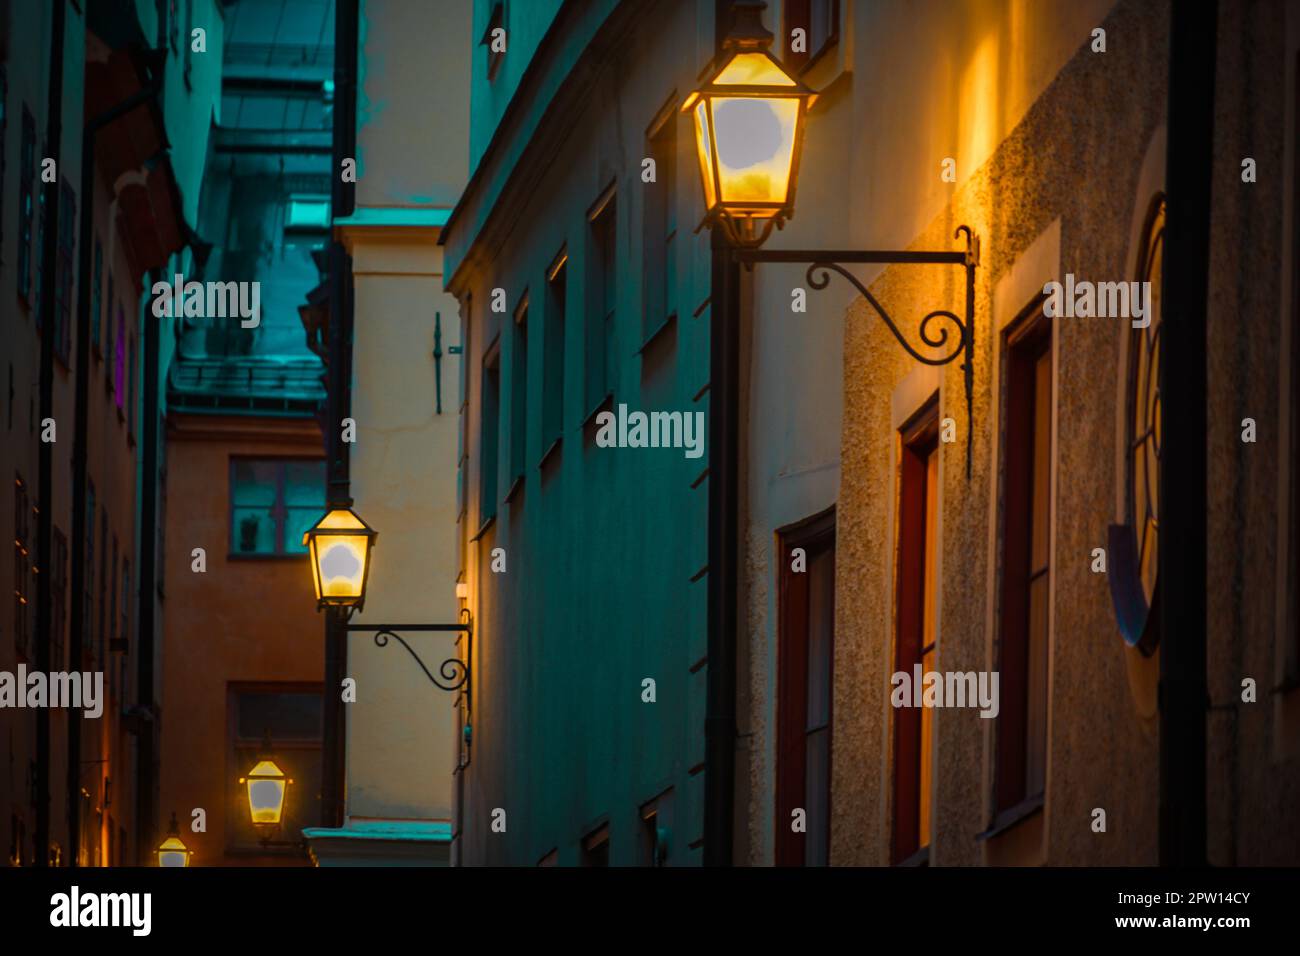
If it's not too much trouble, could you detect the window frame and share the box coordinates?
[890,397,939,866]
[585,185,618,419]
[541,249,567,464]
[775,506,836,866]
[783,0,841,74]
[992,304,1053,822]
[478,339,502,532]
[227,457,327,559]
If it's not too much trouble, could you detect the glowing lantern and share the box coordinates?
[240,753,292,828]
[303,506,377,611]
[157,812,192,867]
[681,1,817,247]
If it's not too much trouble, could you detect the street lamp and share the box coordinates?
[680,0,816,248]
[156,811,192,867]
[685,1,980,477]
[689,0,982,869]
[240,750,292,829]
[305,505,473,709]
[303,506,377,611]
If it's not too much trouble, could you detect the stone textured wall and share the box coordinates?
[833,0,1296,865]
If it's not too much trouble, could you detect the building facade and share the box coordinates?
[303,0,472,867]
[157,0,331,867]
[1,0,218,867]
[443,0,1300,867]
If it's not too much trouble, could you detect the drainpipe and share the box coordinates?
[704,227,740,866]
[70,75,160,868]
[1158,1,1214,866]
[35,0,67,869]
[322,0,359,830]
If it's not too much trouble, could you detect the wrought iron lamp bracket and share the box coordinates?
[345,609,474,710]
[733,225,980,480]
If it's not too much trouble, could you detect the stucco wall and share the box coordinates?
[833,0,1297,866]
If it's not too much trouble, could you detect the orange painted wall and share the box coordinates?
[158,414,324,866]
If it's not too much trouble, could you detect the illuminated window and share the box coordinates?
[229,459,326,556]
[892,400,938,865]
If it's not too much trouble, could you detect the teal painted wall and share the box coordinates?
[452,0,723,866]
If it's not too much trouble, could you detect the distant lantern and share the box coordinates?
[240,741,293,828]
[303,506,377,611]
[681,0,817,248]
[157,811,192,867]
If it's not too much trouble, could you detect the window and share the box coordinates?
[586,191,617,415]
[85,481,95,660]
[108,536,118,669]
[285,194,330,232]
[643,113,677,340]
[169,0,179,52]
[183,0,194,87]
[509,298,528,490]
[104,275,115,388]
[18,108,35,303]
[542,253,567,455]
[13,475,31,658]
[581,824,610,867]
[783,0,840,72]
[51,530,67,670]
[995,310,1052,818]
[479,344,501,527]
[482,1,506,81]
[639,789,673,867]
[55,182,75,364]
[90,241,103,354]
[0,68,7,259]
[114,307,125,410]
[228,686,323,852]
[98,510,108,665]
[229,459,326,557]
[891,399,939,865]
[1108,196,1164,654]
[118,560,130,654]
[127,334,137,437]
[776,508,835,866]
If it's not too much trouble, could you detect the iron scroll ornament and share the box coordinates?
[372,629,468,692]
[736,225,979,479]
[346,609,473,697]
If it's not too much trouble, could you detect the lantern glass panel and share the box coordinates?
[709,96,800,205]
[694,101,718,210]
[157,837,189,867]
[246,759,288,825]
[713,51,797,86]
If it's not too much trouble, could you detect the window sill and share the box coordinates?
[471,513,496,542]
[976,792,1044,841]
[227,552,309,562]
[581,392,613,431]
[505,473,524,505]
[538,436,562,472]
[638,313,676,354]
[894,845,929,867]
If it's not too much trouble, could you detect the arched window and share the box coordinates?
[1110,195,1164,654]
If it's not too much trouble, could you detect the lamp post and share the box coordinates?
[156,811,192,867]
[692,1,982,866]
